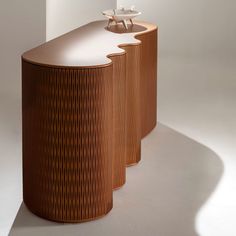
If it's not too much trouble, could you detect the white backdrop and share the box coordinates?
[47,0,116,40]
[0,1,46,235]
[118,0,236,236]
[118,0,236,59]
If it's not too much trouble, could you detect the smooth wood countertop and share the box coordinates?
[22,20,157,68]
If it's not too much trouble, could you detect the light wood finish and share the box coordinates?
[108,53,127,189]
[22,61,113,222]
[120,44,141,166]
[22,20,157,222]
[136,30,158,138]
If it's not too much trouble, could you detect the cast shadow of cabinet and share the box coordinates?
[10,124,223,236]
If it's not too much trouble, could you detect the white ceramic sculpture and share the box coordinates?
[102,6,141,29]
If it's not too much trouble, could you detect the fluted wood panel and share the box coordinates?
[109,54,127,189]
[22,61,113,222]
[22,21,158,223]
[136,29,158,138]
[120,45,141,166]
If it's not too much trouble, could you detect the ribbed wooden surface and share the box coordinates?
[136,29,158,138]
[109,54,127,189]
[22,61,113,222]
[120,45,141,166]
[22,22,158,223]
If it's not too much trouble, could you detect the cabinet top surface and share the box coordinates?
[22,20,157,68]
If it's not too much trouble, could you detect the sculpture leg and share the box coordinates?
[108,19,113,28]
[130,19,134,25]
[122,20,128,29]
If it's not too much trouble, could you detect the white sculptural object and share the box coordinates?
[102,6,141,29]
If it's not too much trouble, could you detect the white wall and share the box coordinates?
[47,0,116,40]
[0,0,46,96]
[118,1,236,236]
[118,0,236,59]
[0,1,46,235]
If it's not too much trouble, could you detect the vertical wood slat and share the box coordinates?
[120,44,141,166]
[136,29,158,138]
[109,53,127,189]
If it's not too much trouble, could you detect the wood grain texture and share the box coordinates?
[22,21,158,223]
[22,61,113,222]
[136,29,158,138]
[120,44,141,166]
[109,53,127,189]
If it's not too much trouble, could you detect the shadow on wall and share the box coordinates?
[9,124,223,236]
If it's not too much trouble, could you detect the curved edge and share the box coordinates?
[22,21,157,69]
[136,28,158,138]
[126,160,141,167]
[141,122,158,139]
[21,40,141,70]
[24,201,113,223]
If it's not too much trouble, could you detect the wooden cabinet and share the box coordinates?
[22,20,157,222]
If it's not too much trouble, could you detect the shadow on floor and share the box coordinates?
[9,123,223,236]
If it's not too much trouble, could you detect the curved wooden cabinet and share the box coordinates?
[22,62,113,222]
[22,20,157,222]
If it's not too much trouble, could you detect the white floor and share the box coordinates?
[158,56,236,236]
[9,124,222,236]
[0,90,22,236]
[0,56,236,235]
